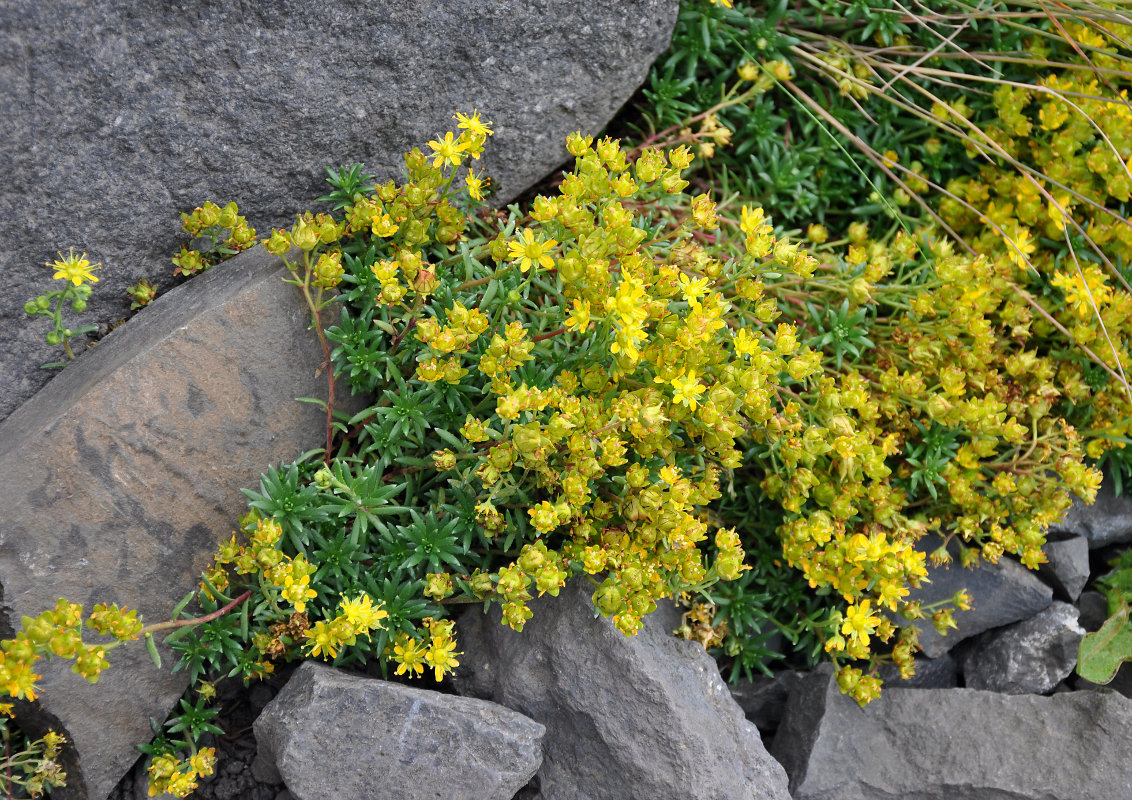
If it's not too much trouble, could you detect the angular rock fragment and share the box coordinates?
[1039,534,1091,601]
[1050,476,1132,548]
[254,662,544,800]
[960,601,1085,694]
[454,579,791,800]
[772,665,1132,800]
[0,247,343,800]
[906,535,1052,657]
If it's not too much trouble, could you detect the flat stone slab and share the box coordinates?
[255,662,544,800]
[0,0,679,419]
[0,246,338,800]
[771,666,1132,800]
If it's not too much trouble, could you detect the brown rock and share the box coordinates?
[0,246,344,800]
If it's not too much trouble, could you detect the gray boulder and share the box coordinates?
[1050,476,1132,548]
[0,247,344,800]
[253,662,544,800]
[0,0,680,419]
[960,601,1085,694]
[772,665,1132,800]
[906,535,1052,657]
[1039,534,1091,601]
[454,579,791,800]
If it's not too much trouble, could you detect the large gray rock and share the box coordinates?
[960,601,1085,694]
[771,665,1132,800]
[0,0,679,420]
[0,246,340,800]
[254,662,544,800]
[1050,476,1132,548]
[454,579,791,800]
[906,535,1053,657]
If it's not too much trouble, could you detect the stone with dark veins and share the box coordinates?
[0,246,352,800]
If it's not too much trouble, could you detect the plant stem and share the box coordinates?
[141,591,252,636]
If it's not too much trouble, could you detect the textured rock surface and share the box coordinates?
[771,665,1132,800]
[0,247,338,800]
[1039,534,1091,601]
[1050,477,1132,548]
[906,535,1052,657]
[254,662,544,800]
[0,0,679,419]
[960,601,1085,694]
[454,579,791,800]
[877,652,959,689]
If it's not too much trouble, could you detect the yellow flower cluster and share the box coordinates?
[390,617,461,681]
[415,133,838,637]
[0,599,141,704]
[146,747,216,798]
[304,593,389,660]
[936,22,1132,466]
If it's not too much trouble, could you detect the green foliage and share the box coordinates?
[171,200,257,276]
[1077,549,1132,685]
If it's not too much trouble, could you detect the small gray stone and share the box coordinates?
[1039,535,1091,600]
[253,662,544,800]
[1076,589,1109,632]
[905,535,1053,657]
[771,665,1132,800]
[1050,476,1132,548]
[960,601,1085,694]
[249,752,282,787]
[728,670,807,737]
[454,578,791,800]
[0,0,680,419]
[0,246,350,800]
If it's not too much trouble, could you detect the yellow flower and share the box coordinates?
[49,249,100,285]
[565,299,591,332]
[424,637,461,681]
[189,748,217,779]
[709,0,733,6]
[507,228,558,272]
[1051,264,1113,317]
[393,636,426,677]
[338,593,388,633]
[466,171,485,202]
[455,110,493,138]
[678,272,711,305]
[841,599,880,647]
[427,131,467,168]
[670,370,706,410]
[304,620,341,659]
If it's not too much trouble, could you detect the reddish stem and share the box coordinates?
[532,327,567,343]
[141,590,252,635]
